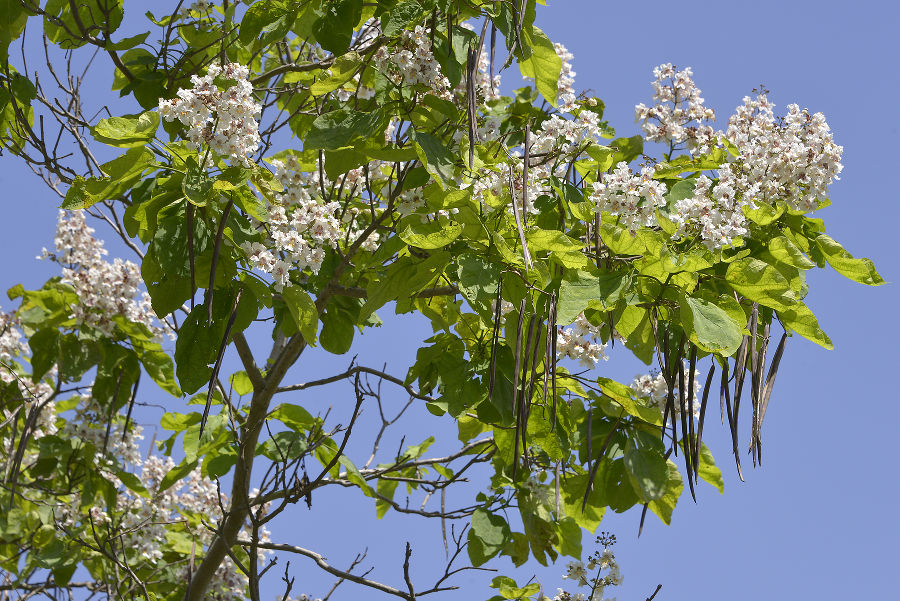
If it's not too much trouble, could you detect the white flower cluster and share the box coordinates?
[54,445,270,600]
[61,396,144,466]
[278,595,322,601]
[158,62,261,167]
[179,0,213,16]
[42,211,167,339]
[555,43,577,113]
[1,368,57,443]
[634,63,717,154]
[0,309,27,383]
[591,162,667,234]
[336,73,376,102]
[117,455,266,599]
[630,367,701,419]
[725,94,843,212]
[373,26,452,100]
[243,157,344,289]
[555,550,623,601]
[531,110,601,156]
[633,66,843,248]
[669,170,749,249]
[556,313,608,369]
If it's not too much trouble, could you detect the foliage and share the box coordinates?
[0,1,881,600]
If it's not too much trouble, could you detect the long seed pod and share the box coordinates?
[757,332,788,464]
[687,344,698,464]
[582,412,623,512]
[748,305,761,466]
[753,322,771,465]
[122,373,141,442]
[550,293,558,429]
[487,279,504,403]
[543,293,555,422]
[511,299,527,481]
[518,313,537,471]
[101,368,125,455]
[467,19,489,170]
[200,287,244,439]
[187,204,196,310]
[678,341,696,503]
[489,24,497,94]
[206,196,235,326]
[509,164,533,269]
[693,361,716,482]
[522,124,531,226]
[721,357,744,481]
[7,404,40,508]
[466,45,477,170]
[447,10,453,58]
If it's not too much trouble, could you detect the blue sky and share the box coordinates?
[1,1,898,599]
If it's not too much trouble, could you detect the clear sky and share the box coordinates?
[1,1,898,600]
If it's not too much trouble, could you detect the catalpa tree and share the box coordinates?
[0,1,883,600]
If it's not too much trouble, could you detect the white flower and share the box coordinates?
[158,62,261,166]
[557,313,609,369]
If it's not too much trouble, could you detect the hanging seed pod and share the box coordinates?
[488,278,504,403]
[693,361,715,482]
[200,287,243,439]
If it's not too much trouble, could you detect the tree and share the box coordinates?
[0,1,884,600]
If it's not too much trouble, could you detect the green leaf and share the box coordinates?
[383,0,435,36]
[270,403,316,432]
[456,253,500,313]
[158,458,199,493]
[160,412,201,432]
[375,476,400,518]
[776,302,833,350]
[623,434,669,502]
[725,257,798,311]
[114,468,149,497]
[409,129,456,187]
[555,516,582,559]
[561,472,606,532]
[281,286,318,345]
[183,160,214,206]
[518,26,561,106]
[609,135,644,165]
[134,340,181,395]
[399,217,462,249]
[62,147,154,209]
[743,202,784,226]
[680,295,743,356]
[557,270,628,324]
[769,236,815,270]
[306,108,381,150]
[239,0,296,47]
[468,508,510,567]
[230,371,253,396]
[312,0,362,55]
[596,378,662,426]
[260,431,307,461]
[310,51,362,96]
[814,234,884,286]
[696,442,724,493]
[647,460,683,525]
[91,111,159,147]
[490,576,541,600]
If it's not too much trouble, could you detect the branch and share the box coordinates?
[254,542,413,600]
[276,365,436,402]
[326,284,459,299]
[233,332,264,391]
